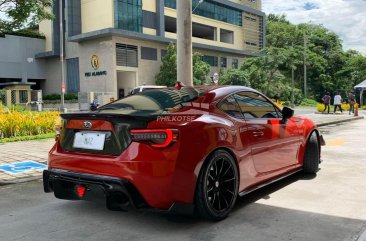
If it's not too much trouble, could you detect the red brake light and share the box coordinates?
[76,185,86,198]
[130,129,178,148]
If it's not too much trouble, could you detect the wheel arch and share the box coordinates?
[304,129,322,160]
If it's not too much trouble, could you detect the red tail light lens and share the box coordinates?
[76,185,86,198]
[130,129,178,148]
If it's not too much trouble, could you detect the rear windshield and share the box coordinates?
[97,88,202,116]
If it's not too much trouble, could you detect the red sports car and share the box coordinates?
[43,86,324,220]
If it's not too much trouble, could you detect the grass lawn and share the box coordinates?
[0,133,54,144]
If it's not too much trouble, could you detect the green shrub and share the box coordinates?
[9,105,26,112]
[43,93,61,100]
[44,93,78,101]
[301,98,319,107]
[65,93,78,100]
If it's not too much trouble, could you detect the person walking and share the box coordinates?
[333,92,343,113]
[348,91,356,115]
[322,92,331,114]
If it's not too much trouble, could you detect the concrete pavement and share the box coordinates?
[0,111,364,185]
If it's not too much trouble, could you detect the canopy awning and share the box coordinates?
[354,80,366,107]
[354,79,366,89]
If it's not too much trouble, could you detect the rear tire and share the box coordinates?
[195,150,239,221]
[303,132,320,174]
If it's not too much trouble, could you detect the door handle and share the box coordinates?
[253,130,264,137]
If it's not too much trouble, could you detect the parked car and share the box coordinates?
[129,85,167,95]
[43,86,325,220]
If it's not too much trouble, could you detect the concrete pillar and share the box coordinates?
[177,0,193,87]
[5,90,11,106]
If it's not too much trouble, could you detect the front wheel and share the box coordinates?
[303,132,320,174]
[195,150,239,221]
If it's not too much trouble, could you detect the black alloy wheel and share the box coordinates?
[195,150,239,221]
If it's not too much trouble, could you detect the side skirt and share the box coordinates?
[239,169,302,197]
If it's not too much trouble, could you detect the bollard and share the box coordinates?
[354,103,359,117]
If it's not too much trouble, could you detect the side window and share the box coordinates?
[218,96,244,119]
[234,92,281,119]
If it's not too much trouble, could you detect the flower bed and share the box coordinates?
[0,109,59,139]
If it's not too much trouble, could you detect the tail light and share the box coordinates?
[130,129,178,148]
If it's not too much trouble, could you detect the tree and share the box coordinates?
[219,68,250,86]
[192,52,210,85]
[0,0,52,33]
[156,43,177,87]
[155,43,211,86]
[219,14,366,104]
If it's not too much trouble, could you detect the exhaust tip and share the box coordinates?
[107,192,131,211]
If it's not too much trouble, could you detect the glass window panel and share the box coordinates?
[114,0,142,32]
[164,0,242,26]
[218,96,244,119]
[234,92,281,119]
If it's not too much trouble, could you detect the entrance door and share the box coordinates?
[117,71,137,97]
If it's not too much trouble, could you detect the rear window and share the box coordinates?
[97,88,202,116]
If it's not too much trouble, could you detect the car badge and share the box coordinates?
[83,121,92,129]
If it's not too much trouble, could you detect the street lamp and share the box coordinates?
[193,0,204,13]
[304,32,307,99]
[291,43,295,108]
[59,0,66,112]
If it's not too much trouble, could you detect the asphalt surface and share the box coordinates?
[0,120,366,241]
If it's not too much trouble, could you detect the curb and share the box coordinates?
[315,116,364,127]
[0,175,42,186]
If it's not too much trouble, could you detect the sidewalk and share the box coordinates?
[0,112,364,185]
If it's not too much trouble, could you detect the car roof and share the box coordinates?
[195,85,259,101]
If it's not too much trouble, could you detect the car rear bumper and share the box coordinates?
[43,169,194,215]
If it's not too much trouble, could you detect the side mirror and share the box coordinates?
[281,106,294,124]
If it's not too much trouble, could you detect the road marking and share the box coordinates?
[0,161,47,174]
[326,138,345,146]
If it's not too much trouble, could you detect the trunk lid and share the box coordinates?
[59,113,155,156]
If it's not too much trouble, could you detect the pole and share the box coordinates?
[177,0,193,86]
[304,32,307,99]
[291,44,295,108]
[60,0,66,112]
[361,90,364,108]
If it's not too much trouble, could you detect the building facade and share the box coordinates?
[0,34,47,89]
[37,0,266,98]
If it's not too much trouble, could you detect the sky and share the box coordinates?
[262,0,366,55]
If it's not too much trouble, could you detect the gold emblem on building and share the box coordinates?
[91,55,100,70]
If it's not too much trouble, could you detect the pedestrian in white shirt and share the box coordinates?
[333,92,343,113]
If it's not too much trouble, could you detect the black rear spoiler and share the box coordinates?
[60,112,158,122]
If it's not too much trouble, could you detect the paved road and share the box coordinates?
[0,120,366,241]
